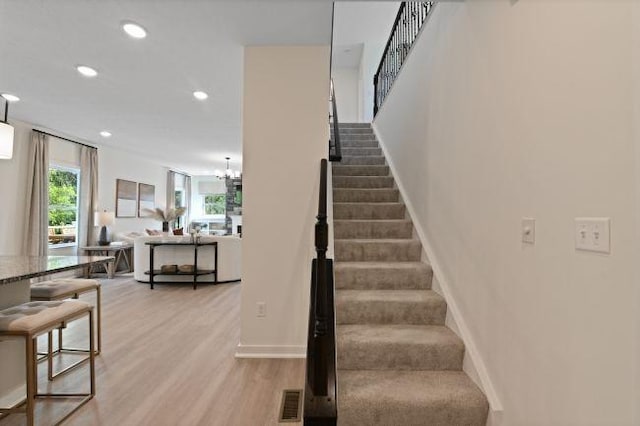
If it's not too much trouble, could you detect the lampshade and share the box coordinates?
[0,121,13,160]
[95,211,115,226]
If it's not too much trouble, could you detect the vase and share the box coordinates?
[162,221,169,232]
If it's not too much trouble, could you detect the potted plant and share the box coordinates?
[142,207,186,232]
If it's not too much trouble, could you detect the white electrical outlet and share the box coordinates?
[522,218,535,244]
[575,217,610,254]
[257,302,266,318]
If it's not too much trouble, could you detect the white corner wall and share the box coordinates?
[332,67,360,123]
[239,45,330,357]
[374,1,638,425]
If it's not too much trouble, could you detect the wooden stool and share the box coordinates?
[0,300,95,426]
[30,279,101,380]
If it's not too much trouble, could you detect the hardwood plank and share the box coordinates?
[1,276,304,426]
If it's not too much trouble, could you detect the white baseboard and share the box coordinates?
[234,343,306,359]
[372,123,503,413]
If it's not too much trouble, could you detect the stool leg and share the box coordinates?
[89,310,96,396]
[25,337,35,426]
[96,286,102,354]
[48,331,54,381]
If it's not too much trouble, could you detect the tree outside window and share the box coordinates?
[175,189,184,228]
[48,167,80,246]
[203,194,225,215]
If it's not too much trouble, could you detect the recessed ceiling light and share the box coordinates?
[77,65,98,77]
[193,91,208,100]
[122,22,147,39]
[100,131,112,138]
[1,94,20,102]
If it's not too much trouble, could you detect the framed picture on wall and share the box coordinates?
[138,183,155,217]
[116,179,137,218]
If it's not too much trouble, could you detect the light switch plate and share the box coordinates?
[522,218,535,244]
[575,217,610,254]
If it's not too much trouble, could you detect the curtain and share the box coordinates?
[184,175,192,231]
[166,170,176,211]
[78,146,99,247]
[24,132,49,256]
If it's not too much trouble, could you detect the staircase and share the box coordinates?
[332,123,489,426]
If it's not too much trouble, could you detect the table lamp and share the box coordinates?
[95,210,115,246]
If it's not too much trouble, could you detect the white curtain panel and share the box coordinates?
[184,174,192,230]
[78,146,99,246]
[166,170,176,210]
[24,132,49,256]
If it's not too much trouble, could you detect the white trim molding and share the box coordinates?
[372,123,503,414]
[235,343,306,359]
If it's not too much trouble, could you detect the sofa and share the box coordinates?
[133,235,241,283]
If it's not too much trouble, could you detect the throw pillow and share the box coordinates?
[146,229,162,236]
[173,227,184,236]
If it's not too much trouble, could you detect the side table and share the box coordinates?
[82,243,133,278]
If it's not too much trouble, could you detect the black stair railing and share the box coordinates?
[329,80,342,162]
[373,2,435,116]
[303,159,337,425]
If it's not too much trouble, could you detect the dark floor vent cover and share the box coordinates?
[279,389,302,422]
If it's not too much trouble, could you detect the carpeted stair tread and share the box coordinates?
[336,289,446,325]
[338,370,489,426]
[337,324,464,370]
[333,175,394,189]
[332,165,389,176]
[333,188,399,203]
[334,203,405,220]
[334,219,412,239]
[335,239,422,262]
[341,147,383,156]
[334,261,432,290]
[340,156,386,165]
[339,140,379,148]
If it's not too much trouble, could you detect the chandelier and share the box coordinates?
[214,157,241,179]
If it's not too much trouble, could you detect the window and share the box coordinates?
[48,166,80,246]
[203,194,225,215]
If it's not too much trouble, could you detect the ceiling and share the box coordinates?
[0,1,333,174]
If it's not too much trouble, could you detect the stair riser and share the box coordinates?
[332,166,389,176]
[337,339,463,371]
[335,265,432,290]
[335,241,422,262]
[342,148,383,156]
[339,140,379,148]
[339,123,371,129]
[339,156,386,166]
[336,298,446,325]
[334,221,412,239]
[333,176,394,189]
[335,128,373,134]
[333,189,399,203]
[339,401,487,426]
[333,204,405,220]
[336,134,378,141]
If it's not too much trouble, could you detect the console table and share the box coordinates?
[144,241,218,290]
[82,243,133,278]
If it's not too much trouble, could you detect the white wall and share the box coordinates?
[332,67,360,123]
[0,121,31,255]
[374,1,638,425]
[98,144,168,235]
[239,45,330,357]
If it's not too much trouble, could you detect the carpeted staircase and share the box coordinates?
[332,123,489,426]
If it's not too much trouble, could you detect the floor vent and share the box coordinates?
[278,389,302,422]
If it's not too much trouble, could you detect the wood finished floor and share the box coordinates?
[2,276,304,426]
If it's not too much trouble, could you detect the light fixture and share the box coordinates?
[95,210,115,246]
[100,131,112,138]
[122,21,147,39]
[77,65,98,77]
[193,91,208,100]
[1,94,20,102]
[214,157,241,180]
[0,96,15,159]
